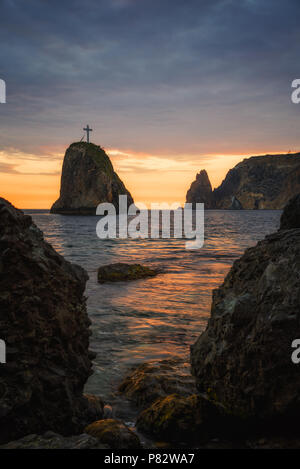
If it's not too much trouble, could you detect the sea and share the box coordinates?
[25,209,281,426]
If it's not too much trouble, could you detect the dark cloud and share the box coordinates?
[0,0,300,155]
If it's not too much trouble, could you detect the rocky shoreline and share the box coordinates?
[0,198,141,449]
[1,195,300,449]
[119,193,300,448]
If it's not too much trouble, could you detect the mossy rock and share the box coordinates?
[69,142,114,177]
[136,393,231,443]
[85,419,141,449]
[97,263,159,283]
[118,359,196,408]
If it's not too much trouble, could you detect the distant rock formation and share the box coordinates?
[186,152,300,209]
[191,194,300,429]
[0,198,102,443]
[186,170,213,208]
[51,142,134,215]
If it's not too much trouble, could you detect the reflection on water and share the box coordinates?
[26,209,281,401]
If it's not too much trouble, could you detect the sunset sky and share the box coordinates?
[1,0,300,208]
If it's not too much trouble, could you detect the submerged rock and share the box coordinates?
[119,358,196,408]
[0,432,108,449]
[51,142,134,215]
[191,194,300,431]
[0,198,102,443]
[85,419,141,449]
[97,263,159,283]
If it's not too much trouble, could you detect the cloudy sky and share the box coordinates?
[0,0,300,207]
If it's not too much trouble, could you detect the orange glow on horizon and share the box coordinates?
[0,146,293,209]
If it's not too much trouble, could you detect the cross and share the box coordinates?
[83,124,93,143]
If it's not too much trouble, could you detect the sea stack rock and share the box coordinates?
[0,198,99,443]
[191,194,300,430]
[186,153,300,209]
[186,170,214,209]
[51,142,134,215]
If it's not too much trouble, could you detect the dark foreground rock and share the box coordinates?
[279,193,300,230]
[51,142,134,215]
[98,263,159,283]
[0,198,102,444]
[119,358,196,408]
[82,394,104,424]
[191,194,300,432]
[0,432,108,449]
[85,419,142,449]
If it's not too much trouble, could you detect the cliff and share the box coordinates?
[191,193,300,430]
[51,142,134,215]
[0,198,102,443]
[186,152,300,209]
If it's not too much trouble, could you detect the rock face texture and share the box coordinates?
[119,358,196,408]
[0,432,108,449]
[0,198,101,443]
[229,196,243,210]
[186,153,300,209]
[279,193,300,230]
[186,170,213,208]
[136,393,222,443]
[191,194,300,429]
[51,142,134,215]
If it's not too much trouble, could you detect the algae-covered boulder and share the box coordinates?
[51,142,134,215]
[97,263,159,283]
[85,419,141,449]
[119,359,196,408]
[136,394,225,443]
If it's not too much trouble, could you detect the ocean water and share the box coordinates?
[26,210,281,408]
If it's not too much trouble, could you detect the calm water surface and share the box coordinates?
[26,210,281,407]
